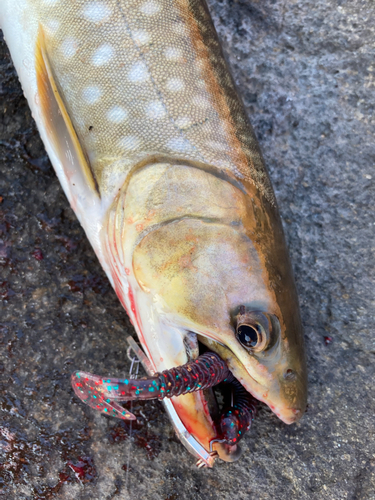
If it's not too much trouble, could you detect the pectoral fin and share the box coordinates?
[35,25,99,197]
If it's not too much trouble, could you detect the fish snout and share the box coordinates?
[276,375,307,424]
[278,406,305,424]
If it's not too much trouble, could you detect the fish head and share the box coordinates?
[109,163,307,461]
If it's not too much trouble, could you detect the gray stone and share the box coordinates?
[0,0,374,498]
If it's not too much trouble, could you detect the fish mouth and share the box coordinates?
[187,332,305,460]
[189,335,258,462]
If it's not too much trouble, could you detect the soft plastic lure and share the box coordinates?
[72,350,257,446]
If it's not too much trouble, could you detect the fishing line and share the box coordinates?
[125,347,140,497]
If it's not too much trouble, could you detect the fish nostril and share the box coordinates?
[284,369,296,381]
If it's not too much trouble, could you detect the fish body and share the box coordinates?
[0,0,307,464]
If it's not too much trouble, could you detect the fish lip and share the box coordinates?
[288,407,302,414]
[277,406,305,425]
[286,407,304,422]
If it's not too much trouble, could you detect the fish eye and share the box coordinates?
[236,324,262,349]
[236,308,274,352]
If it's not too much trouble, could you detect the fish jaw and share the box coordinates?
[103,162,307,460]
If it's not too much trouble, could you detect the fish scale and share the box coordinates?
[35,0,272,198]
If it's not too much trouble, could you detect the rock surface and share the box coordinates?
[0,1,374,499]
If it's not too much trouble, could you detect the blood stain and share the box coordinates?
[32,248,44,261]
[67,456,97,485]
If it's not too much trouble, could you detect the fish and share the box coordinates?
[0,0,307,466]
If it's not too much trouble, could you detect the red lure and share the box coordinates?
[72,352,256,446]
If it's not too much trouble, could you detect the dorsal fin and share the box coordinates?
[35,25,99,196]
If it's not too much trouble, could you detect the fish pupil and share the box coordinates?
[237,325,259,348]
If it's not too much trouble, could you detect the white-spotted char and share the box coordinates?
[0,0,307,464]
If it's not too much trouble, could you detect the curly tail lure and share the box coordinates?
[72,351,256,447]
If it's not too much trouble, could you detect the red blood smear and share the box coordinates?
[32,248,44,261]
[134,435,161,460]
[32,471,72,499]
[108,420,161,460]
[324,336,333,345]
[68,279,82,292]
[67,456,97,484]
[108,422,129,444]
[58,471,71,484]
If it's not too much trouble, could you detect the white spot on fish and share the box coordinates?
[128,61,149,82]
[146,101,166,120]
[207,140,227,151]
[82,86,102,104]
[173,23,188,36]
[61,37,79,58]
[166,78,184,92]
[83,3,111,22]
[164,47,182,61]
[140,1,161,15]
[107,106,128,123]
[119,136,141,151]
[91,44,114,66]
[45,19,60,34]
[175,116,192,129]
[167,137,192,153]
[192,95,211,109]
[133,29,150,46]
